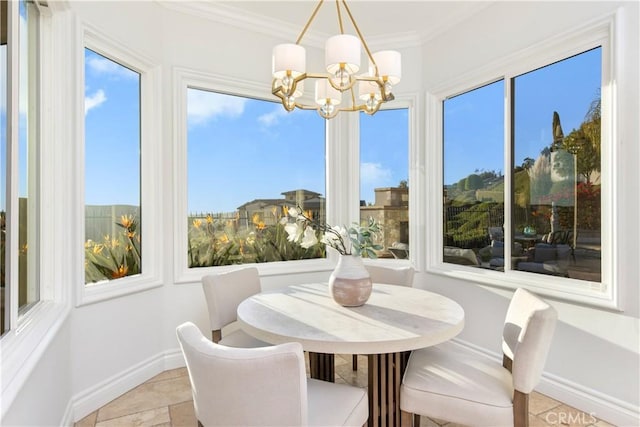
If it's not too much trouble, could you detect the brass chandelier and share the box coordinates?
[271,0,402,119]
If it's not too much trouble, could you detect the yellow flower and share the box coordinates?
[126,244,133,252]
[206,215,213,224]
[252,213,261,225]
[305,209,313,219]
[283,205,289,217]
[271,206,278,217]
[112,264,129,279]
[93,244,104,255]
[120,214,135,229]
[110,238,120,248]
[192,219,202,229]
[219,234,229,244]
[127,231,136,239]
[256,221,266,230]
[84,240,93,248]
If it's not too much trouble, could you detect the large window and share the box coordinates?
[186,88,325,267]
[1,0,41,335]
[360,108,409,259]
[442,47,603,285]
[443,81,504,268]
[512,48,601,281]
[83,48,141,284]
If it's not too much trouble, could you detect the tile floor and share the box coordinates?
[75,354,614,427]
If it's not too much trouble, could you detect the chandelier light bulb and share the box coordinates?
[319,102,336,119]
[331,64,353,90]
[365,95,379,112]
[284,95,297,111]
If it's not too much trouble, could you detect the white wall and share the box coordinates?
[1,1,638,426]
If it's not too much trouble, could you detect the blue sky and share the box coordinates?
[84,48,140,207]
[444,47,601,185]
[82,47,600,212]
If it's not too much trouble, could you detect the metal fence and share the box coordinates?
[85,205,140,242]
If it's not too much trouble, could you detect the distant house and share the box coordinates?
[237,189,325,228]
[360,187,409,256]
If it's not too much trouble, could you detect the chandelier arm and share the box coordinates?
[335,0,345,34]
[348,85,357,109]
[296,0,325,45]
[340,0,379,76]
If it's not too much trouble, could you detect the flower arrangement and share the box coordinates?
[281,206,383,258]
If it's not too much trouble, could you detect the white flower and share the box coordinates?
[300,225,319,248]
[284,222,301,242]
[288,207,300,217]
[281,205,382,258]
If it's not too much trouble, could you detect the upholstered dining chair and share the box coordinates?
[350,265,416,370]
[366,264,415,287]
[400,288,557,427]
[176,322,369,427]
[201,267,268,347]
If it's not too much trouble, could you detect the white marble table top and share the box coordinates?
[237,283,465,355]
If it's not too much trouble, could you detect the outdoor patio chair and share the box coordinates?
[400,288,557,427]
[176,322,369,427]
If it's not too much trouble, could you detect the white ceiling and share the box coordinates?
[210,1,494,46]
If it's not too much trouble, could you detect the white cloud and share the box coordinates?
[87,56,138,80]
[361,162,393,185]
[85,89,107,115]
[258,107,288,127]
[187,90,246,125]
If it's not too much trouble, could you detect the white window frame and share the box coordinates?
[75,24,162,306]
[356,99,419,269]
[1,1,73,415]
[426,15,618,309]
[172,68,333,284]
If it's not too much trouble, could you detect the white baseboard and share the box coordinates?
[451,338,640,427]
[64,342,639,427]
[68,349,180,424]
[536,373,640,427]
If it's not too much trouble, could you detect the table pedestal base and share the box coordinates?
[368,352,410,427]
[308,351,410,427]
[309,352,335,382]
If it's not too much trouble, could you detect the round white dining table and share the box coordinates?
[237,282,465,427]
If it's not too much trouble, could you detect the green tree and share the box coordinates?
[553,96,601,183]
[465,174,483,190]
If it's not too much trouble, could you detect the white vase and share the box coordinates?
[328,254,372,307]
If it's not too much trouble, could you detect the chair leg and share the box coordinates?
[513,390,529,427]
[352,354,358,371]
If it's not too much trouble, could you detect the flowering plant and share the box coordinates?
[281,206,383,258]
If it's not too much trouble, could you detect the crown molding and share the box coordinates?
[154,0,423,50]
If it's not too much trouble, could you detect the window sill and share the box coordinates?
[427,263,619,311]
[0,301,71,419]
[174,258,336,284]
[78,273,163,307]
